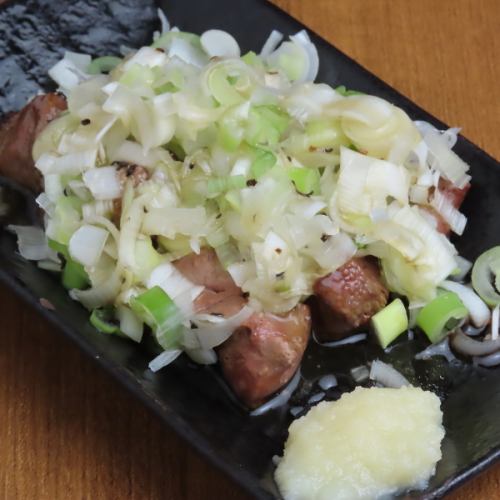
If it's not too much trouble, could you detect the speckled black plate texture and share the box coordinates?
[1,1,500,498]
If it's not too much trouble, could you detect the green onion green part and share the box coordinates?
[51,196,83,245]
[166,139,186,161]
[90,308,120,334]
[207,175,246,196]
[217,119,244,151]
[48,238,69,258]
[130,286,183,349]
[416,291,468,343]
[207,68,243,107]
[245,105,289,147]
[250,149,276,178]
[335,85,365,97]
[224,190,241,212]
[241,51,264,69]
[287,167,320,195]
[305,119,347,148]
[119,64,155,88]
[49,239,89,289]
[371,298,408,348]
[151,31,201,51]
[62,259,89,290]
[87,56,122,75]
[155,81,179,94]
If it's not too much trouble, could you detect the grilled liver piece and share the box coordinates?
[312,257,389,342]
[174,249,311,406]
[0,93,67,192]
[312,178,470,341]
[218,304,311,408]
[173,248,245,316]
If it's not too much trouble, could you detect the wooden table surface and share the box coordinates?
[1,0,500,499]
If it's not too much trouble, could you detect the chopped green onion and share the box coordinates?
[116,305,143,343]
[305,118,348,148]
[62,259,89,290]
[158,235,192,258]
[166,139,186,161]
[130,286,183,350]
[157,66,185,92]
[207,175,246,196]
[179,175,208,206]
[206,225,229,248]
[471,246,500,306]
[224,190,241,211]
[217,119,245,151]
[120,64,155,87]
[152,31,201,51]
[287,167,320,195]
[371,298,408,348]
[217,104,251,151]
[335,85,364,97]
[241,51,264,68]
[214,241,239,268]
[51,196,83,245]
[257,105,289,130]
[87,56,122,75]
[207,67,243,106]
[250,149,276,178]
[134,237,162,281]
[245,105,289,147]
[269,43,306,81]
[155,82,179,94]
[215,196,229,213]
[48,238,69,258]
[416,291,468,343]
[49,239,89,289]
[274,281,291,293]
[90,307,120,334]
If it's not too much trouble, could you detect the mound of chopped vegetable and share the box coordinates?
[9,18,491,372]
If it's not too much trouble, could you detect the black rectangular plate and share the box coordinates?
[1,1,500,498]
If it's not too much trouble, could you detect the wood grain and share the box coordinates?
[1,1,499,499]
